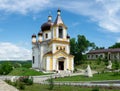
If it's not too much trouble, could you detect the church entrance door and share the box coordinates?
[58,61,64,70]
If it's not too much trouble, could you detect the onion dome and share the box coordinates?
[54,9,63,25]
[32,34,36,38]
[38,32,43,36]
[57,8,61,15]
[54,9,67,29]
[41,15,53,31]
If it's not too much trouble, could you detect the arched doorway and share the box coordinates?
[58,57,65,70]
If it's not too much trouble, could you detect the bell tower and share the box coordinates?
[52,9,67,40]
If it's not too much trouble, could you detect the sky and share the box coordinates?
[0,0,120,60]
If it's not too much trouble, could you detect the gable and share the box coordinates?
[53,50,68,58]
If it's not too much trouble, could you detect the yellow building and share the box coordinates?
[31,9,74,72]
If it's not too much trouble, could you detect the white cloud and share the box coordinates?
[0,0,51,14]
[54,0,120,33]
[0,42,31,60]
[0,0,120,33]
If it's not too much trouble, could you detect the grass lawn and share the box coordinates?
[54,72,120,81]
[75,60,106,72]
[19,84,120,91]
[75,60,120,72]
[8,67,47,76]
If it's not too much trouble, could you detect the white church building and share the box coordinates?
[31,9,74,72]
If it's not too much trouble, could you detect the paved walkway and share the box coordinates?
[0,80,19,91]
[0,71,120,88]
[39,80,120,88]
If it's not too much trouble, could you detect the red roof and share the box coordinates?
[87,48,120,54]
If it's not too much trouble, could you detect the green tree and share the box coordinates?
[109,43,120,49]
[70,35,95,65]
[70,38,77,56]
[0,62,13,75]
[114,60,119,70]
[95,46,105,50]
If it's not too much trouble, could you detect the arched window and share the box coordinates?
[59,26,63,38]
[45,33,48,39]
[33,56,35,64]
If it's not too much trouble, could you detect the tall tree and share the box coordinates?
[95,46,105,50]
[109,43,120,49]
[70,38,77,55]
[70,35,95,65]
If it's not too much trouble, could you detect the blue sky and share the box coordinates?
[0,0,120,60]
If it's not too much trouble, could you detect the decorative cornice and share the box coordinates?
[49,39,69,45]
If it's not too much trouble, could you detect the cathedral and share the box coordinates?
[31,9,74,72]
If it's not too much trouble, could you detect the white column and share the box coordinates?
[71,58,74,71]
[66,58,69,70]
[66,45,70,54]
[46,57,50,71]
[56,60,58,71]
[56,27,58,38]
[63,29,66,39]
[53,58,56,70]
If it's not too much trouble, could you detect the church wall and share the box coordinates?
[51,27,55,39]
[49,57,53,70]
[46,56,50,70]
[42,31,51,41]
[52,43,70,54]
[71,57,74,71]
[42,57,46,70]
[32,46,39,69]
[40,45,44,70]
[68,57,74,71]
[64,58,67,70]
[40,44,49,70]
[69,58,71,70]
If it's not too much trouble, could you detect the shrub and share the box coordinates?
[114,60,119,70]
[5,79,12,85]
[18,76,33,85]
[12,81,17,87]
[13,62,21,68]
[92,87,99,91]
[17,82,25,90]
[73,68,78,73]
[26,77,33,85]
[48,76,54,90]
[0,62,13,75]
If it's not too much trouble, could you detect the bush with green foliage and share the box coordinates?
[0,62,13,75]
[22,62,32,68]
[19,76,33,85]
[97,57,102,65]
[17,81,25,90]
[92,87,99,91]
[13,62,21,68]
[114,60,119,70]
[5,76,33,90]
[48,76,54,90]
[103,58,109,66]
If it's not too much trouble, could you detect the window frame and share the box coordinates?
[58,26,63,38]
